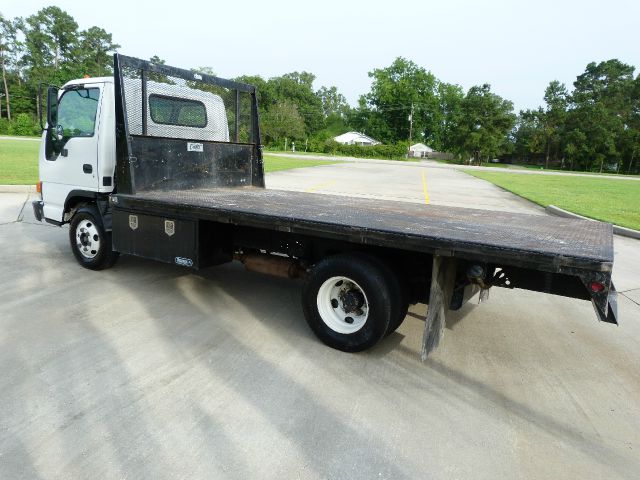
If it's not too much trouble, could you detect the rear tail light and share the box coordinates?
[590,282,606,293]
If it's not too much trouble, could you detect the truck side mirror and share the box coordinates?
[46,86,59,130]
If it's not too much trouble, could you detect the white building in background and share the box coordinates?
[408,143,434,158]
[333,131,381,146]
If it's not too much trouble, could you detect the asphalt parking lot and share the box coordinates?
[1,163,639,479]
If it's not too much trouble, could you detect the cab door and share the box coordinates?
[41,84,102,221]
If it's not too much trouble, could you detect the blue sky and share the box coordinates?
[3,0,640,112]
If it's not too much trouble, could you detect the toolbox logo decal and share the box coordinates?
[129,215,138,230]
[175,257,193,267]
[164,220,175,237]
[187,142,203,152]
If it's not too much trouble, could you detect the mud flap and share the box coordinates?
[577,272,618,325]
[592,282,618,325]
[422,256,457,360]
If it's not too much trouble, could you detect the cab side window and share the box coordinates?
[57,88,100,137]
[149,94,207,128]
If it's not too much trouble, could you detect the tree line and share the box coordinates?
[0,6,118,134]
[513,61,640,174]
[1,7,639,173]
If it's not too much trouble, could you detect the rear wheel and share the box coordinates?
[348,252,408,335]
[388,298,410,335]
[69,205,119,270]
[302,254,394,352]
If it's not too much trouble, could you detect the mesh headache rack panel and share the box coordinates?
[114,54,263,195]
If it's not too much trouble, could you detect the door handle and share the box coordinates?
[83,164,93,174]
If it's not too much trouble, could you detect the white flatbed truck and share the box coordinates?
[32,55,618,358]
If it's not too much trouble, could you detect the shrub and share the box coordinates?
[0,114,41,136]
[0,118,9,135]
[13,113,38,136]
[321,140,409,160]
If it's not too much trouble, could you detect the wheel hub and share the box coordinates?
[79,231,90,246]
[75,219,101,259]
[316,276,369,334]
[340,289,365,313]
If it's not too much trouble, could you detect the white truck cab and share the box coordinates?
[37,77,116,224]
[33,75,229,225]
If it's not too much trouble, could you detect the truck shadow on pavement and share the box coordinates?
[132,258,636,478]
[119,257,419,479]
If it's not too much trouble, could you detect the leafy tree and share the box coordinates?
[568,59,636,172]
[541,80,568,168]
[19,7,80,119]
[456,84,516,163]
[513,109,545,163]
[0,14,20,119]
[70,27,119,77]
[22,6,78,74]
[511,60,639,173]
[268,72,323,134]
[622,74,640,173]
[432,81,464,152]
[358,57,438,144]
[346,96,377,137]
[316,85,349,118]
[262,100,305,144]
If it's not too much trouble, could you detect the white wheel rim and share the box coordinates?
[75,219,101,259]
[317,276,369,334]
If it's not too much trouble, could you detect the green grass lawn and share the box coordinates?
[262,154,338,172]
[467,171,640,230]
[0,137,40,185]
[502,164,640,177]
[477,162,512,168]
[0,137,337,184]
[437,159,522,169]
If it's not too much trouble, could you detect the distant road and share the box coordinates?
[269,152,640,181]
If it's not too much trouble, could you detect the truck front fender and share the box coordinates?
[63,190,99,222]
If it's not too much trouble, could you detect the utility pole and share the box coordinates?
[408,103,414,143]
[408,103,414,156]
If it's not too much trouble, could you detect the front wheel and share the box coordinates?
[302,254,394,352]
[69,205,119,270]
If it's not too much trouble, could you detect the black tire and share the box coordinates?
[348,252,407,336]
[302,253,394,352]
[385,268,410,335]
[69,205,119,270]
[386,297,410,335]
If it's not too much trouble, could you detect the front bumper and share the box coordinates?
[32,200,44,222]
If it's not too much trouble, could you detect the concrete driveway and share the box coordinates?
[267,160,545,213]
[1,163,639,479]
